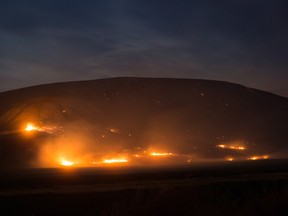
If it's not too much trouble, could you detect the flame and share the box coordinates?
[230,146,246,150]
[217,144,226,148]
[108,128,120,133]
[60,158,74,166]
[103,158,128,164]
[247,155,270,161]
[217,144,246,151]
[25,123,39,132]
[133,154,142,158]
[226,157,234,161]
[150,152,174,156]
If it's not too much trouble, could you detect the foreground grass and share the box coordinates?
[1,174,288,216]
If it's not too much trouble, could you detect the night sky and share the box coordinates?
[0,0,287,96]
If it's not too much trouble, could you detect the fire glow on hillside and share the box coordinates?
[22,121,271,168]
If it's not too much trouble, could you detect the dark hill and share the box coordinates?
[0,78,287,166]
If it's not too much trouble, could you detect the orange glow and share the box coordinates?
[217,144,226,148]
[217,144,246,151]
[25,123,39,132]
[226,157,234,161]
[133,154,142,158]
[247,155,270,161]
[108,128,120,133]
[230,146,246,150]
[60,158,74,166]
[150,152,174,156]
[103,158,128,164]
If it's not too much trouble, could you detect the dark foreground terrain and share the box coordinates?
[1,160,288,216]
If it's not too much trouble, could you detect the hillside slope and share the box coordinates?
[0,78,287,166]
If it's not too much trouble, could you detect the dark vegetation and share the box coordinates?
[1,180,288,216]
[1,160,288,216]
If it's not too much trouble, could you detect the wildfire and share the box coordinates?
[217,144,226,148]
[60,158,75,166]
[150,152,174,156]
[108,128,120,133]
[247,155,270,161]
[231,146,246,150]
[25,123,39,132]
[133,154,142,158]
[217,144,246,151]
[103,158,128,164]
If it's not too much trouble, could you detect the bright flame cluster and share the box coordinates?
[25,123,39,132]
[22,122,272,168]
[217,144,246,151]
[60,158,75,166]
[103,158,128,164]
[247,155,269,161]
[150,152,174,156]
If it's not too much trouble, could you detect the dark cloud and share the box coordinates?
[0,0,287,96]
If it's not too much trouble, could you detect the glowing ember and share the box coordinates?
[247,155,270,161]
[108,128,120,133]
[217,144,246,151]
[25,123,39,132]
[60,158,74,166]
[230,146,246,150]
[150,152,174,156]
[103,158,128,164]
[226,157,234,161]
[133,154,142,158]
[217,144,226,148]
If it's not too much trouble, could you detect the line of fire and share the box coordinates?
[5,121,269,168]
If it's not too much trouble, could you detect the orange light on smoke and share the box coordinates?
[226,157,234,161]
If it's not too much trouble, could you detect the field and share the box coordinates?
[1,160,288,216]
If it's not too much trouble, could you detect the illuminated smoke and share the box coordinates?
[19,121,272,168]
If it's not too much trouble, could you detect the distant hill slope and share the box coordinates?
[0,78,288,166]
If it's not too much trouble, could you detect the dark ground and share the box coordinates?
[1,160,288,216]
